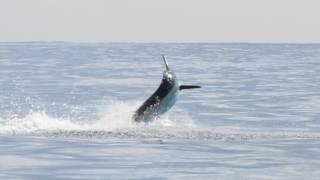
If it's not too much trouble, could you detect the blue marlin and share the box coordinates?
[133,55,201,122]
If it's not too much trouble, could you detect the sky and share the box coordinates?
[0,0,319,43]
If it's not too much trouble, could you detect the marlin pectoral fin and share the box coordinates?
[179,85,201,90]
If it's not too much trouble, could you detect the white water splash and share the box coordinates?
[0,100,197,135]
[0,111,88,134]
[1,100,319,140]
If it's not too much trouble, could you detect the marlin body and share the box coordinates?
[133,56,201,122]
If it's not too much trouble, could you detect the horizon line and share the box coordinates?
[1,41,320,45]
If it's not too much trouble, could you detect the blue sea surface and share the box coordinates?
[0,42,320,179]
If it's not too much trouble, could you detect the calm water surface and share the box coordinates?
[0,42,320,179]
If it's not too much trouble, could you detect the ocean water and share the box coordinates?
[0,42,320,179]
